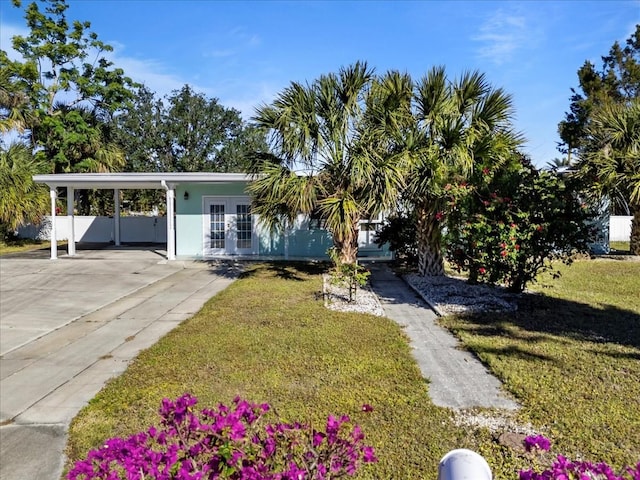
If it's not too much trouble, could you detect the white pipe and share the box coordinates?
[438,449,492,480]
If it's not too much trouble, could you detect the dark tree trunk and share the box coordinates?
[630,204,640,256]
[416,204,444,276]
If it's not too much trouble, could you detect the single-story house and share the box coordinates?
[32,172,390,261]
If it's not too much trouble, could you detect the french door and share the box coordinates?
[204,197,254,256]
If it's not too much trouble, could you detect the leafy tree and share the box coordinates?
[0,0,136,173]
[445,157,593,292]
[558,25,639,163]
[558,24,639,211]
[403,68,522,276]
[248,62,409,264]
[114,84,267,173]
[576,99,640,254]
[0,142,49,239]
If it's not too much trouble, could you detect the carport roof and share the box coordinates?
[33,172,252,189]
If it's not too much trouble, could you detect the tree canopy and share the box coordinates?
[0,0,137,173]
[558,24,640,165]
[113,85,267,174]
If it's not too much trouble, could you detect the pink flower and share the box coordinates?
[478,267,487,275]
[361,404,374,413]
[435,211,444,221]
[482,167,490,175]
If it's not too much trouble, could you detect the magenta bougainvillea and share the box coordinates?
[68,394,377,480]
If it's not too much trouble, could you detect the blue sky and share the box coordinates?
[1,0,638,167]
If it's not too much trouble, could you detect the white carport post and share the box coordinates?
[162,181,176,260]
[49,187,57,260]
[114,188,121,246]
[67,186,76,256]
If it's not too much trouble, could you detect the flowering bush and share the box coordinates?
[445,158,594,292]
[68,394,377,480]
[519,435,640,480]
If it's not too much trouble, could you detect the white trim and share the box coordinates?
[33,172,252,190]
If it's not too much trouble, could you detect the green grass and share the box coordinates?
[440,259,640,469]
[0,238,51,255]
[65,260,640,478]
[66,263,471,478]
[610,240,630,252]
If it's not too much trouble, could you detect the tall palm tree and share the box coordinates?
[0,142,49,236]
[577,98,640,254]
[404,68,523,276]
[249,63,410,264]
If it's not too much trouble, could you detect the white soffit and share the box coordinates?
[33,172,253,189]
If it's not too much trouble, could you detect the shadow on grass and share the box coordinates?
[453,291,640,352]
[231,261,329,281]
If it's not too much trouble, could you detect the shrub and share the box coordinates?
[67,394,377,480]
[445,159,594,292]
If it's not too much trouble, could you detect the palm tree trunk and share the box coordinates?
[416,204,445,276]
[333,220,360,265]
[630,204,640,256]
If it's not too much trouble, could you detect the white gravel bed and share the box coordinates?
[404,273,519,316]
[323,274,385,316]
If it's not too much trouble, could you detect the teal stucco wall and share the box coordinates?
[174,182,390,260]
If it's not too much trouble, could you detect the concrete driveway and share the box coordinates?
[0,246,239,480]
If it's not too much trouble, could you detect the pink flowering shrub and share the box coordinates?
[519,435,640,480]
[68,394,377,480]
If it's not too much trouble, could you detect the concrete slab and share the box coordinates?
[0,247,239,480]
[368,263,519,411]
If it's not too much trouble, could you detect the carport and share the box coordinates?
[33,172,251,261]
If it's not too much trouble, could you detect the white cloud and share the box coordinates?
[473,8,529,65]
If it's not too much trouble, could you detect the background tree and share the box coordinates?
[0,142,49,239]
[403,67,522,276]
[558,24,639,211]
[113,85,267,173]
[1,0,136,174]
[576,99,640,255]
[112,85,268,211]
[248,63,409,265]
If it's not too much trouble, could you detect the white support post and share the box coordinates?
[114,188,121,246]
[67,186,76,256]
[166,187,176,260]
[49,188,58,260]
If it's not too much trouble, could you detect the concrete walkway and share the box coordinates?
[0,248,239,480]
[368,262,519,411]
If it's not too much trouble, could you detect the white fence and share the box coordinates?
[18,216,167,243]
[610,216,632,242]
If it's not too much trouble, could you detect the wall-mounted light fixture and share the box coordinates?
[184,191,189,201]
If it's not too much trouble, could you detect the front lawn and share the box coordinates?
[65,263,470,478]
[65,260,640,478]
[440,259,640,468]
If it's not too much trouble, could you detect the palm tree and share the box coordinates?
[248,63,411,264]
[0,142,49,237]
[577,98,640,254]
[545,157,572,171]
[404,68,523,276]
